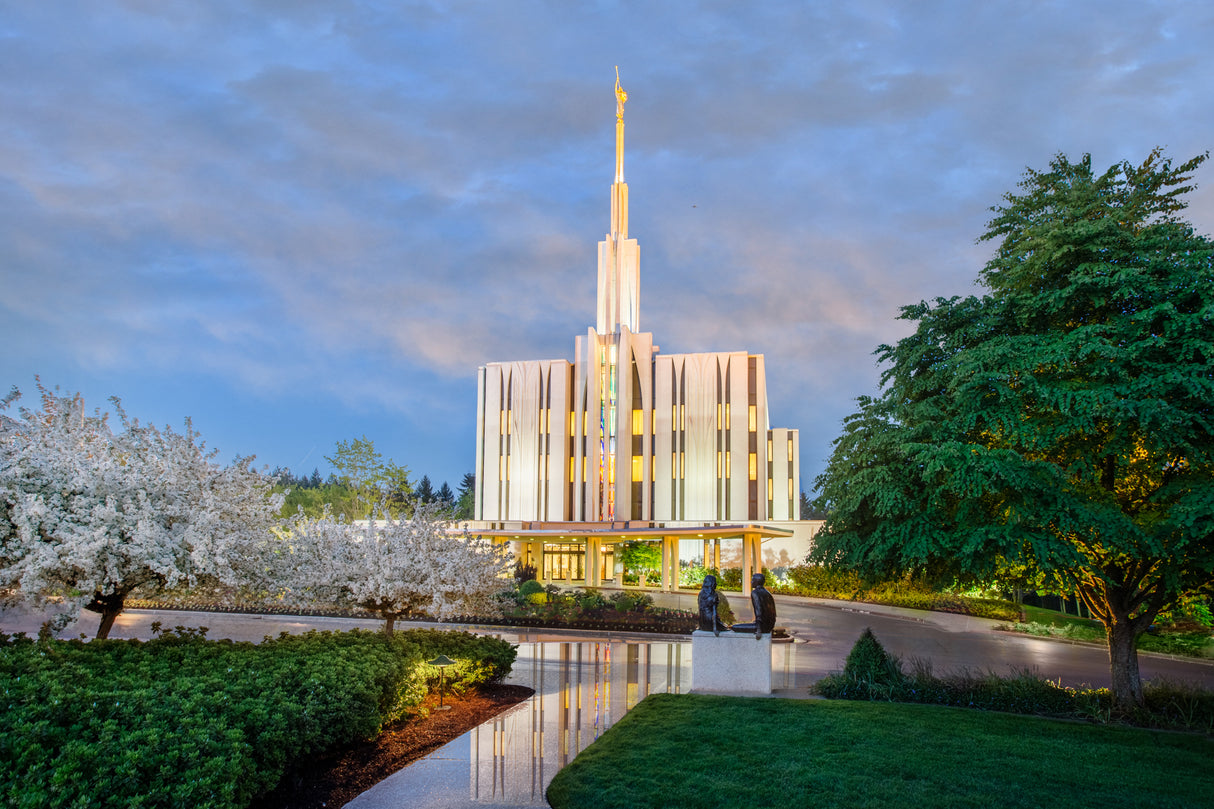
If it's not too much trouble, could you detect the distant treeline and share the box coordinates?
[269,466,475,521]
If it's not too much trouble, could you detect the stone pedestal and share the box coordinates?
[690,630,772,695]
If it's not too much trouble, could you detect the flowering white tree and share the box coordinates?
[278,502,512,635]
[0,382,283,638]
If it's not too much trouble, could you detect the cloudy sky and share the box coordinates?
[3,1,1213,495]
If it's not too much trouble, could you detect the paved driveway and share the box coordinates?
[651,591,1214,691]
[4,595,1212,691]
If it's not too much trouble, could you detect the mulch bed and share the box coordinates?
[248,683,534,809]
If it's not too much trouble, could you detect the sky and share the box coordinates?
[3,1,1213,496]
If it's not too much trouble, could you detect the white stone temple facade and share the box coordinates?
[468,76,813,594]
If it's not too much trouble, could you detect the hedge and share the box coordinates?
[0,626,515,809]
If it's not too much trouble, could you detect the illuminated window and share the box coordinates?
[632,455,642,481]
[717,451,722,478]
[680,405,685,431]
[672,452,677,478]
[725,403,730,426]
[651,454,655,480]
[788,478,794,499]
[748,452,757,481]
[748,404,757,432]
[672,405,677,431]
[500,410,508,435]
[716,403,722,430]
[569,411,575,433]
[651,409,656,434]
[725,451,731,477]
[788,439,794,462]
[679,452,685,478]
[632,408,643,435]
[767,438,773,458]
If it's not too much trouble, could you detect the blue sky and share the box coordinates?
[3,1,1213,495]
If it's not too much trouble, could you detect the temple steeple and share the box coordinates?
[597,68,640,336]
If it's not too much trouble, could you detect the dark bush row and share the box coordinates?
[488,584,697,634]
[0,626,515,809]
[815,628,1214,732]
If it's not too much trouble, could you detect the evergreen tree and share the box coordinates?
[415,475,436,504]
[436,481,455,507]
[456,472,476,520]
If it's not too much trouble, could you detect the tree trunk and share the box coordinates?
[86,590,127,640]
[382,615,396,636]
[1106,618,1144,710]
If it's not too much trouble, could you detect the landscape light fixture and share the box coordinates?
[429,654,456,710]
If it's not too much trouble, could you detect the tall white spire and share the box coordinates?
[597,68,640,336]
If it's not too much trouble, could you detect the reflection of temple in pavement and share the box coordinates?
[466,639,799,805]
[470,641,687,805]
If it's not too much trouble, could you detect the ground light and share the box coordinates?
[429,654,456,710]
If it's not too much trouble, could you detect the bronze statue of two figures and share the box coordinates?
[698,574,777,638]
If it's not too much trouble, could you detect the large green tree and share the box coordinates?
[322,436,411,518]
[811,149,1214,709]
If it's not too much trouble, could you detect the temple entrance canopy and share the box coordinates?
[476,522,794,597]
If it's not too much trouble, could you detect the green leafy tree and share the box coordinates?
[811,149,1214,709]
[323,436,411,518]
[618,540,662,582]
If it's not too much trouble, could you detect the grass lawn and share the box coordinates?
[1016,606,1214,658]
[546,694,1214,809]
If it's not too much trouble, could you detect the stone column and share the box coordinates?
[529,540,545,583]
[584,537,601,587]
[742,534,753,597]
[660,536,680,591]
[668,536,680,591]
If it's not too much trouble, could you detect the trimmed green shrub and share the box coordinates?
[608,591,653,613]
[518,579,545,598]
[0,626,516,809]
[828,627,907,700]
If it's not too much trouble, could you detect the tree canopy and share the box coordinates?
[810,149,1214,708]
[323,435,412,518]
[0,382,283,637]
[273,502,511,634]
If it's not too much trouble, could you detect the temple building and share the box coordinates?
[468,75,815,595]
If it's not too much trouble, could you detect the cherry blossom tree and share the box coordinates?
[276,502,511,635]
[0,382,283,638]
